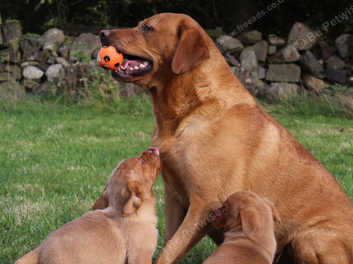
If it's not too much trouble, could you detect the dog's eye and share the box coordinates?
[141,23,154,32]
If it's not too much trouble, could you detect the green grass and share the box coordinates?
[1,96,352,264]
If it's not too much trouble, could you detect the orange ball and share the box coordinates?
[97,46,124,71]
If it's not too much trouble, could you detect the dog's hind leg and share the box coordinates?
[291,231,352,264]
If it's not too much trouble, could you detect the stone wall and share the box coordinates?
[214,22,353,102]
[0,19,144,101]
[0,19,352,109]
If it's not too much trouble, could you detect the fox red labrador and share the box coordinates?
[100,13,353,264]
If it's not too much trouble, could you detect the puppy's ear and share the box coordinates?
[123,182,142,216]
[171,23,209,74]
[264,198,281,224]
[92,186,109,210]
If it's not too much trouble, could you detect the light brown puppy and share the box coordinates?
[203,191,280,264]
[100,13,353,264]
[15,148,160,264]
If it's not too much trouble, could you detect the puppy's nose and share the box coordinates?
[99,29,111,45]
[147,147,160,156]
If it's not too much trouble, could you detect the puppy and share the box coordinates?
[203,191,280,264]
[15,148,160,264]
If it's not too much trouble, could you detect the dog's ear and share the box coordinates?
[92,186,109,210]
[171,23,209,74]
[264,198,281,224]
[123,182,142,216]
[239,207,260,235]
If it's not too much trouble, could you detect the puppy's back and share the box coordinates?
[203,240,270,264]
[16,211,126,264]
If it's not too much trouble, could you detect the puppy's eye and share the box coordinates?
[141,23,154,32]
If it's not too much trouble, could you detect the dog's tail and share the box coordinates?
[15,248,40,264]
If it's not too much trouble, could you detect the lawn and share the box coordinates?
[0,96,352,264]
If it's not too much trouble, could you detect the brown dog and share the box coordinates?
[100,13,353,264]
[15,148,160,264]
[203,191,280,264]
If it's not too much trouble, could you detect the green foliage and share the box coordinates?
[263,93,351,119]
[78,68,121,108]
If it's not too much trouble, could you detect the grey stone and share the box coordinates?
[56,57,70,67]
[21,61,39,68]
[253,41,268,62]
[267,82,300,101]
[303,75,327,94]
[239,30,262,45]
[0,72,14,82]
[35,81,56,96]
[46,64,65,83]
[0,80,26,102]
[216,35,244,53]
[20,35,42,60]
[58,44,70,59]
[40,28,65,55]
[268,45,277,55]
[326,68,347,84]
[335,34,353,58]
[266,64,301,83]
[288,22,318,50]
[1,41,21,63]
[326,56,345,70]
[268,45,300,63]
[300,51,324,77]
[240,48,258,76]
[247,79,269,97]
[268,34,285,46]
[319,41,335,60]
[224,52,240,67]
[3,20,22,45]
[23,79,40,91]
[0,49,10,62]
[9,42,21,63]
[23,66,44,80]
[258,66,266,80]
[281,45,300,62]
[3,64,21,80]
[70,33,100,62]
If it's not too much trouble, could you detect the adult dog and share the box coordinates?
[100,13,353,264]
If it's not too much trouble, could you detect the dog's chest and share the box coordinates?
[155,124,222,196]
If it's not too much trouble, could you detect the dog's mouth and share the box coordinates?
[109,47,153,79]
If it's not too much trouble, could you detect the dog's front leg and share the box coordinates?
[164,182,187,243]
[154,199,207,264]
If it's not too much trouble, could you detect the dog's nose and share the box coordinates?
[99,29,111,45]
